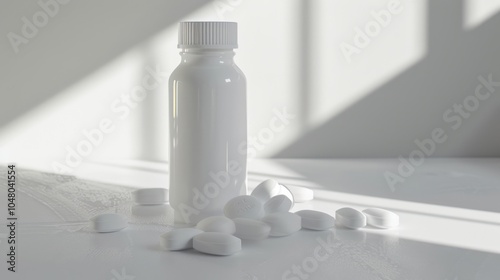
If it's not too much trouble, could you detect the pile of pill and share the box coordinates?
[89,181,399,256]
[157,179,399,256]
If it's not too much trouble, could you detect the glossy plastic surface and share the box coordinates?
[169,49,247,225]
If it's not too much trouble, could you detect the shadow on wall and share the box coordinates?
[275,0,500,158]
[0,0,210,129]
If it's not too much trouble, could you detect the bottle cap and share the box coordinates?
[178,21,238,49]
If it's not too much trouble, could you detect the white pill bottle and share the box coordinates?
[169,22,247,225]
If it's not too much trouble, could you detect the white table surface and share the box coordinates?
[1,158,500,280]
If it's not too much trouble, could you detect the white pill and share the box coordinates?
[362,208,399,229]
[233,218,271,240]
[193,232,241,256]
[251,179,281,202]
[285,185,314,203]
[295,210,335,230]
[276,185,295,206]
[264,195,293,214]
[90,213,128,233]
[335,207,366,229]
[262,212,301,237]
[224,195,264,219]
[132,188,168,205]
[196,216,236,234]
[251,179,295,207]
[160,228,203,250]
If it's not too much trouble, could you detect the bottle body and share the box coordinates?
[169,50,247,225]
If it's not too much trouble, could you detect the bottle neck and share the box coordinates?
[179,48,235,64]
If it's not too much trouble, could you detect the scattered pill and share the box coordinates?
[233,218,271,240]
[264,195,293,214]
[335,207,366,229]
[196,216,236,234]
[362,208,399,229]
[224,195,264,219]
[90,213,128,233]
[262,212,301,237]
[250,179,281,202]
[295,210,335,230]
[160,228,203,250]
[132,188,169,205]
[276,184,295,206]
[285,185,314,203]
[193,232,242,256]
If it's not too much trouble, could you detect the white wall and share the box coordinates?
[1,0,500,174]
[276,0,500,158]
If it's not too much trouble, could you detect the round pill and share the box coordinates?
[196,216,236,234]
[233,218,271,240]
[160,228,203,250]
[90,213,128,233]
[132,188,169,205]
[262,212,301,237]
[193,232,241,256]
[362,208,399,229]
[224,195,264,219]
[264,195,293,214]
[335,207,366,229]
[295,210,335,230]
[251,179,281,202]
[285,185,314,203]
